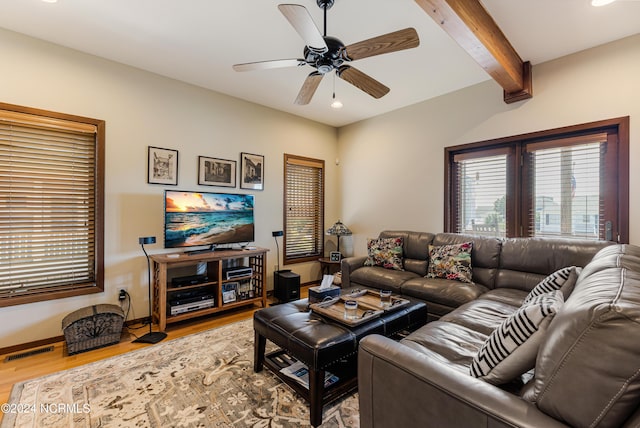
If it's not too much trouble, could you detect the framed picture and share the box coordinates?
[222,282,238,304]
[198,156,236,187]
[330,251,342,262]
[240,152,264,190]
[148,146,178,185]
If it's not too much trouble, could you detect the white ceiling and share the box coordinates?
[0,0,639,127]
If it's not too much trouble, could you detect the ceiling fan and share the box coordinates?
[232,0,420,105]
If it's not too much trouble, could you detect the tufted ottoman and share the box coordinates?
[253,294,427,427]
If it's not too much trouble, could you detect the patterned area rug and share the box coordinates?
[2,319,359,427]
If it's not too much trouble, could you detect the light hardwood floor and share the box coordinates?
[0,286,310,417]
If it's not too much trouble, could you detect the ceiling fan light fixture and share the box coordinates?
[331,94,343,109]
[591,0,616,6]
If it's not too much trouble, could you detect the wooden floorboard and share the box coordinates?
[0,287,310,416]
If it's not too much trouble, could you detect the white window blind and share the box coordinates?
[284,155,324,262]
[526,134,606,240]
[0,108,100,304]
[454,152,507,238]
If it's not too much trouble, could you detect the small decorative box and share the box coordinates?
[308,285,341,303]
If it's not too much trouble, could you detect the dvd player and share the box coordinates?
[223,266,253,280]
[169,299,215,316]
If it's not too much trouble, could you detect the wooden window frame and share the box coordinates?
[0,102,105,307]
[283,154,325,264]
[444,117,629,243]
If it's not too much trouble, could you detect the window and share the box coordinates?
[283,154,324,263]
[0,103,105,307]
[445,117,628,243]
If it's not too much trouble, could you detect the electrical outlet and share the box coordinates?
[118,289,127,301]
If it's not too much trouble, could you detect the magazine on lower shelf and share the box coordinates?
[279,361,339,389]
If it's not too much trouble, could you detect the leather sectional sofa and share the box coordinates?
[341,231,640,427]
[341,230,610,320]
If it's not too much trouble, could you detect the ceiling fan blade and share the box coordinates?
[233,59,306,72]
[337,65,390,99]
[295,72,324,105]
[278,4,328,53]
[342,28,420,61]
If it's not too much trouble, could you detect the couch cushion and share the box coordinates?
[379,230,435,276]
[496,237,611,292]
[477,288,528,307]
[529,244,640,428]
[349,266,419,294]
[401,320,488,375]
[470,290,564,385]
[426,242,473,283]
[364,237,404,271]
[433,233,501,289]
[401,277,489,314]
[439,298,520,336]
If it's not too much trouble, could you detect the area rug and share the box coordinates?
[1,319,359,427]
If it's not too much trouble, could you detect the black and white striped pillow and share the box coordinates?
[523,266,577,305]
[470,290,564,385]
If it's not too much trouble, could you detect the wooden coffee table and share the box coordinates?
[253,294,427,427]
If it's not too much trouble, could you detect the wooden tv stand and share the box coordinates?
[149,248,268,331]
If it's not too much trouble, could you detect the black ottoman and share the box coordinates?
[254,297,427,427]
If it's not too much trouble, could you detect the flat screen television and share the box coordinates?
[164,190,255,249]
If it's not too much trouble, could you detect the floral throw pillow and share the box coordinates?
[363,237,404,271]
[426,242,473,283]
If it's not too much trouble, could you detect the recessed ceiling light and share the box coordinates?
[591,0,616,6]
[42,0,58,3]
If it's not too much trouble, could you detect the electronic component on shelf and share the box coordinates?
[171,274,209,287]
[169,298,215,316]
[223,266,253,280]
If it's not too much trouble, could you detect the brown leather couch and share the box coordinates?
[341,231,610,320]
[354,238,640,427]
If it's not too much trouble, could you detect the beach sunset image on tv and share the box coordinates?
[164,191,255,248]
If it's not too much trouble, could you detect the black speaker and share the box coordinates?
[274,270,300,303]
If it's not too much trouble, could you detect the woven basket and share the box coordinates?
[62,304,124,355]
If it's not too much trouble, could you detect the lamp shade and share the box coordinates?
[326,220,352,237]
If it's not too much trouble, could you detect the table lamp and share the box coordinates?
[326,220,352,256]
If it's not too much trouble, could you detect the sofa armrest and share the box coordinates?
[340,256,367,289]
[358,335,568,428]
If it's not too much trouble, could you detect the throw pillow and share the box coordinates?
[426,242,473,283]
[523,266,580,305]
[363,237,404,271]
[470,290,564,385]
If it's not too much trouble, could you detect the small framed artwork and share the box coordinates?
[222,282,238,304]
[330,251,342,262]
[198,156,236,187]
[148,146,178,185]
[240,152,264,191]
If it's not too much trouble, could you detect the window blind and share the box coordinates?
[0,110,98,302]
[284,155,324,262]
[454,152,507,238]
[526,134,606,240]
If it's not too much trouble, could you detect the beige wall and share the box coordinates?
[0,29,339,349]
[1,28,639,350]
[338,34,640,256]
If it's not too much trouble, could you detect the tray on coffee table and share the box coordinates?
[345,289,410,311]
[310,296,383,326]
[309,290,409,326]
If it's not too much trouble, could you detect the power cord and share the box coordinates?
[119,290,149,340]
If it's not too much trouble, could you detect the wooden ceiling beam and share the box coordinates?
[415,0,532,103]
